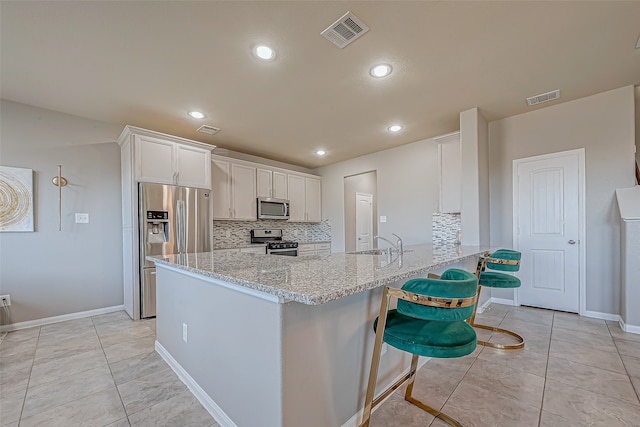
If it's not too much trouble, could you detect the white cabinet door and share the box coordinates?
[273,171,288,199]
[287,174,306,221]
[212,159,232,219]
[305,178,322,222]
[135,135,175,184]
[256,168,273,198]
[176,145,211,189]
[231,163,257,220]
[437,133,462,213]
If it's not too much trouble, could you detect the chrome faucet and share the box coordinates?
[373,235,396,255]
[392,233,403,254]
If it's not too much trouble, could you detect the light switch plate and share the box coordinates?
[380,216,387,223]
[75,213,89,224]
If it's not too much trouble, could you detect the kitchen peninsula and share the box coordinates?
[149,245,489,427]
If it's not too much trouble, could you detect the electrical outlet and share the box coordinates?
[0,295,10,307]
[381,343,388,355]
[75,213,89,224]
[380,216,387,223]
[225,230,231,238]
[182,323,188,343]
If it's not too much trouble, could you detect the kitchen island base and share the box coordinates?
[153,252,480,427]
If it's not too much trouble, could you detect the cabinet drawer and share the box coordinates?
[315,243,331,250]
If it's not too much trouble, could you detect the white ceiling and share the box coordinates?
[1,1,639,168]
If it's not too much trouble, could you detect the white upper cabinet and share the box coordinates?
[287,174,306,221]
[133,134,211,189]
[212,154,319,222]
[436,132,462,213]
[212,159,232,219]
[257,168,288,199]
[273,171,288,199]
[231,163,257,220]
[288,174,322,222]
[211,157,256,220]
[176,145,212,188]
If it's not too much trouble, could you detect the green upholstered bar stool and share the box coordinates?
[469,249,523,350]
[360,269,478,427]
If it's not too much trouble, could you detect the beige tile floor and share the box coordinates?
[1,304,639,426]
[0,311,217,427]
[369,304,640,427]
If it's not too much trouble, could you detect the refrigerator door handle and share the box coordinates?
[176,200,184,254]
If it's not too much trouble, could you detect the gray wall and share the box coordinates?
[343,171,377,252]
[316,137,440,252]
[0,100,124,324]
[636,86,640,171]
[488,86,636,315]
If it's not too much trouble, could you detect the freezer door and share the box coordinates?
[141,268,157,318]
[182,187,212,253]
[140,183,178,268]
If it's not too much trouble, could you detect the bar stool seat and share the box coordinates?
[375,310,477,359]
[478,271,520,288]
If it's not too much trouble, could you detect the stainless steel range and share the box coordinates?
[250,229,298,256]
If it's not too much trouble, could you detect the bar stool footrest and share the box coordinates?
[473,324,525,350]
[405,395,465,427]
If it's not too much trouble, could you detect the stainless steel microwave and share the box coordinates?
[257,197,290,220]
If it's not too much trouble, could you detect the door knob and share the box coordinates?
[568,240,576,244]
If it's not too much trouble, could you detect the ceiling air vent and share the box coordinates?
[197,125,220,135]
[321,11,369,49]
[526,90,561,107]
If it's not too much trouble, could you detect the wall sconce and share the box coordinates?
[52,165,67,231]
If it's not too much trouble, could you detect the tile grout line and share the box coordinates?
[606,321,640,404]
[16,326,41,427]
[536,312,554,427]
[91,315,131,427]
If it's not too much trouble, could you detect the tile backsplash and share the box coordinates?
[432,212,461,245]
[213,220,331,248]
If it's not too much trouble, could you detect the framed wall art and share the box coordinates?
[0,166,34,232]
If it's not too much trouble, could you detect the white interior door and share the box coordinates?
[514,149,584,313]
[355,192,373,251]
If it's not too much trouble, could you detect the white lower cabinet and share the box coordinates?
[298,242,331,256]
[240,246,266,255]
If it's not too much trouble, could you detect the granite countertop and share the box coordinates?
[149,244,489,306]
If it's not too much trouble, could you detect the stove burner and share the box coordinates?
[266,241,298,250]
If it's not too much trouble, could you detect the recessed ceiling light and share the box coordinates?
[188,111,206,119]
[370,64,392,78]
[316,150,326,156]
[254,45,275,60]
[388,125,403,132]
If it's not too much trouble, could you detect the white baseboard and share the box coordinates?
[155,341,237,427]
[618,318,640,335]
[0,305,125,332]
[341,355,430,427]
[477,297,514,314]
[582,310,621,322]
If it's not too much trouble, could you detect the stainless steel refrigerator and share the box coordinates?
[139,183,212,318]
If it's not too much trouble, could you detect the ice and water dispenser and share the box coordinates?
[146,210,170,244]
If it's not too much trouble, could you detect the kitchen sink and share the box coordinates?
[349,249,413,255]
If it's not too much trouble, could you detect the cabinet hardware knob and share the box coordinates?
[568,240,576,244]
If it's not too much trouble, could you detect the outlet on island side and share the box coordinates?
[381,343,388,356]
[182,323,188,343]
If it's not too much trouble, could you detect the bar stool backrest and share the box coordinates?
[485,249,521,272]
[396,268,478,321]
